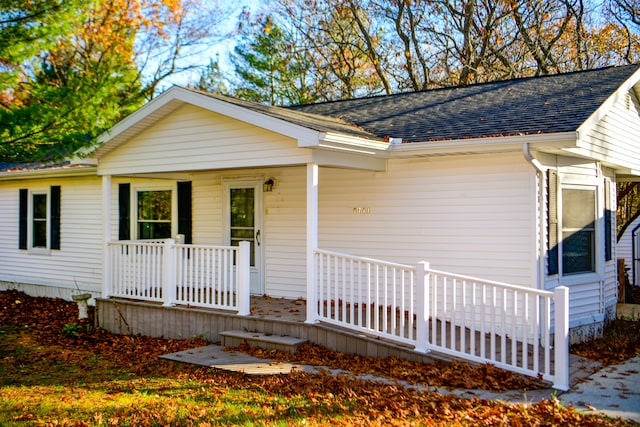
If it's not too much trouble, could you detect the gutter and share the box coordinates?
[0,165,97,181]
[388,131,577,157]
[523,142,547,292]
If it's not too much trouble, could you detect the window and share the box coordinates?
[31,193,48,248]
[118,182,192,243]
[136,190,172,240]
[19,186,60,251]
[561,187,596,275]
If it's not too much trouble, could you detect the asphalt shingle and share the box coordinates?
[290,64,640,142]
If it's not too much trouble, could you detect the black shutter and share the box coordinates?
[50,186,61,250]
[19,189,27,250]
[177,181,192,244]
[605,180,612,261]
[119,183,130,240]
[547,170,559,275]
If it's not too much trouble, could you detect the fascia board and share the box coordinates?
[86,87,185,159]
[0,166,97,181]
[318,132,390,153]
[387,132,578,157]
[176,90,323,146]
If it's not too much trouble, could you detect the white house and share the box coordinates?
[2,64,640,389]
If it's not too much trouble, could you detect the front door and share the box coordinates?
[224,179,263,294]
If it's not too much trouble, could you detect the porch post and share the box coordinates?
[237,241,251,316]
[305,162,319,324]
[415,261,430,353]
[163,239,176,307]
[553,286,570,391]
[102,175,112,299]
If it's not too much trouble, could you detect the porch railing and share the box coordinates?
[104,239,251,315]
[313,249,569,391]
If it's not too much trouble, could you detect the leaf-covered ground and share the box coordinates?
[236,343,543,391]
[1,289,637,426]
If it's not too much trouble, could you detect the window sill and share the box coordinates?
[560,271,602,286]
[28,247,52,256]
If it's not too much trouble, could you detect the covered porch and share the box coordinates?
[91,89,571,390]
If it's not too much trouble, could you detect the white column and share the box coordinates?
[102,175,112,299]
[553,286,570,391]
[163,239,177,307]
[414,261,430,353]
[237,241,251,316]
[306,163,319,324]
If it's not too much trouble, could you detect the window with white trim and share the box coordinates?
[561,186,596,275]
[18,186,60,252]
[136,189,172,240]
[31,192,49,248]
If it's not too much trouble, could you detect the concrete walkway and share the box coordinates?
[559,356,640,423]
[161,345,640,423]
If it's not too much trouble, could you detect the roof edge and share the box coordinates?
[577,65,640,135]
[0,165,97,181]
[388,131,578,157]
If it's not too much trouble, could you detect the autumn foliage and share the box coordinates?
[0,289,636,426]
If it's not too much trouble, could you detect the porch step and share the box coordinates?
[220,330,308,354]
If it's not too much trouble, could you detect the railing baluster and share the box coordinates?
[451,278,457,352]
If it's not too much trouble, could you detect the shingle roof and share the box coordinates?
[192,89,378,139]
[0,161,70,173]
[289,64,640,142]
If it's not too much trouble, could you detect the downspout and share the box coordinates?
[523,143,547,290]
[632,223,640,287]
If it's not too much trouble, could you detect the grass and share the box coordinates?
[1,289,638,426]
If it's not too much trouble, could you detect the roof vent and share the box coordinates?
[626,92,631,110]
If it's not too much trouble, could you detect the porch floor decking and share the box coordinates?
[249,296,306,323]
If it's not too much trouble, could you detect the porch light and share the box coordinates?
[263,178,275,192]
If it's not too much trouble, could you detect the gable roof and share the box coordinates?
[189,89,378,140]
[290,64,640,143]
[88,86,383,160]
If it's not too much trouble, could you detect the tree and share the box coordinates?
[231,15,292,105]
[228,14,322,106]
[193,56,230,95]
[0,0,228,163]
[0,0,90,92]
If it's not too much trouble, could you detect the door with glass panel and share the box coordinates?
[224,180,263,294]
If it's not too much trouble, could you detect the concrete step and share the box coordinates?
[220,330,308,353]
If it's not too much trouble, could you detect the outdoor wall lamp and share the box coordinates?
[263,178,275,192]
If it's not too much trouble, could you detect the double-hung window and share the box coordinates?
[136,189,172,240]
[31,192,49,248]
[561,186,596,275]
[118,182,191,243]
[19,186,61,252]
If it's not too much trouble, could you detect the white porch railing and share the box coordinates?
[104,239,251,315]
[313,249,569,391]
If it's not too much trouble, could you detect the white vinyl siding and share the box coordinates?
[0,176,103,292]
[183,155,536,298]
[318,152,536,288]
[98,104,313,175]
[581,90,640,171]
[544,160,618,328]
[188,168,307,299]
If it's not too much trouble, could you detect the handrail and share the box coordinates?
[105,240,251,315]
[313,249,569,391]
